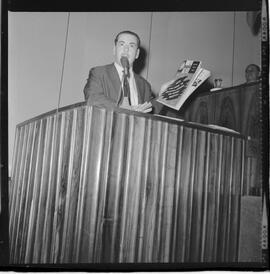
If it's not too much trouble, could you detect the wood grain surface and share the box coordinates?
[10,104,247,263]
[183,82,261,195]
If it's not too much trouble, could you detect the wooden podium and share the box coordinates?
[182,82,261,196]
[9,103,252,264]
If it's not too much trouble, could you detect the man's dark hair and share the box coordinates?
[245,64,260,73]
[114,30,141,48]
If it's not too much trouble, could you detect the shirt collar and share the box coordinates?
[114,62,134,79]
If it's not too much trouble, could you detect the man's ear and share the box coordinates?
[113,45,116,56]
[135,48,140,59]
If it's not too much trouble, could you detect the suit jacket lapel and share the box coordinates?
[106,64,144,104]
[106,63,122,102]
[134,74,143,104]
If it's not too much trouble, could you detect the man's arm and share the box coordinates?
[83,68,117,109]
[141,79,164,114]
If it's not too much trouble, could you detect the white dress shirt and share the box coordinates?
[114,62,139,106]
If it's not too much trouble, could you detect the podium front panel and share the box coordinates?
[9,104,247,263]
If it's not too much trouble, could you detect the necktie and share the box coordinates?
[122,71,131,105]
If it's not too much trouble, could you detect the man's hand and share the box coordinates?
[120,100,152,113]
[131,102,152,113]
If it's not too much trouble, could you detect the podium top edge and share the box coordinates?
[16,101,247,140]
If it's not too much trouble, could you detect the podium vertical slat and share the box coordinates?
[9,104,247,264]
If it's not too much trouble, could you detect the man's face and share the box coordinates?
[113,33,140,68]
[245,65,260,83]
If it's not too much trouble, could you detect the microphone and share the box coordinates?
[120,56,130,77]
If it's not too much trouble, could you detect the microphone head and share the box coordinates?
[120,56,129,69]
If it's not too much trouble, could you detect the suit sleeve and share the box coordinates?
[142,80,164,114]
[83,68,117,109]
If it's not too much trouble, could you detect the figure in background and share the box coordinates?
[83,30,155,113]
[245,64,261,83]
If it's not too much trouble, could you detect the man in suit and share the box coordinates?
[245,64,260,83]
[83,30,156,113]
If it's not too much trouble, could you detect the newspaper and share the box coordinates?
[157,60,211,110]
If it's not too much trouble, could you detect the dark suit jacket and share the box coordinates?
[84,63,155,110]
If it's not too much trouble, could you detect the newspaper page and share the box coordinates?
[175,68,211,109]
[157,60,210,110]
